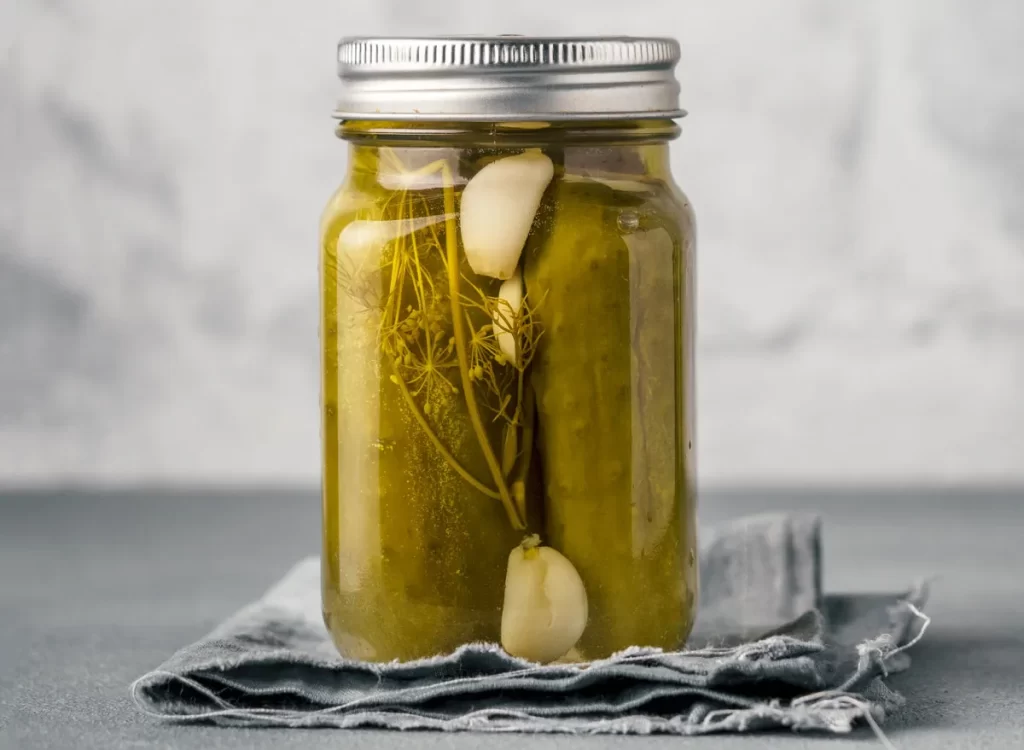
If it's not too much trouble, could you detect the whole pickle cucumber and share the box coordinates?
[322,171,522,661]
[524,177,696,658]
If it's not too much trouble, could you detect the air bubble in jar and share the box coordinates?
[617,210,640,233]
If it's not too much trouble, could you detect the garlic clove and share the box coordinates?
[460,151,554,280]
[377,149,462,191]
[337,215,448,285]
[338,215,446,264]
[336,221,386,279]
[561,171,656,194]
[501,537,588,663]
[493,269,524,365]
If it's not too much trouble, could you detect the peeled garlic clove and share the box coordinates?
[460,151,554,279]
[501,537,588,663]
[338,215,444,258]
[337,221,386,277]
[493,270,524,365]
[337,216,447,281]
[562,171,655,194]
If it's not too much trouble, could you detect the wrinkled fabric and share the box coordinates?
[132,513,928,735]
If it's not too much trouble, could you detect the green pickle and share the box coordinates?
[525,177,696,657]
[321,125,696,662]
[322,148,526,660]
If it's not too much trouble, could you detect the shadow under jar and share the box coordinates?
[321,36,698,664]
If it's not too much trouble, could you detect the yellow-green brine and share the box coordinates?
[321,36,697,663]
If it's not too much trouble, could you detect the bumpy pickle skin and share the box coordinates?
[523,175,696,658]
[321,148,525,661]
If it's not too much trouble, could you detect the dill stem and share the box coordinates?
[440,163,525,531]
[387,358,500,500]
[512,378,535,522]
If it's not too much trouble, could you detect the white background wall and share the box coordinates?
[2,0,1023,486]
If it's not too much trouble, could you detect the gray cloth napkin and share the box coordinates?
[132,513,929,736]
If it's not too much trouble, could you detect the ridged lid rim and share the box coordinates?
[333,36,685,121]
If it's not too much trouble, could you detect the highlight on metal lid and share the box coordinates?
[333,36,685,122]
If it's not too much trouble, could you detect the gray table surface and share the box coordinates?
[2,487,1023,750]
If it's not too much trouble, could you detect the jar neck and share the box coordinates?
[338,119,679,185]
[336,119,680,148]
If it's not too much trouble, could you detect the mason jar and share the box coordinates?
[320,36,697,663]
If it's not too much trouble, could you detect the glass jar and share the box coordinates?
[320,37,697,663]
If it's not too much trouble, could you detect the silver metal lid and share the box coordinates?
[334,36,685,121]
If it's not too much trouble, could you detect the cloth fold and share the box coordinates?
[132,513,929,735]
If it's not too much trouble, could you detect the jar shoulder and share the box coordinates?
[660,177,696,242]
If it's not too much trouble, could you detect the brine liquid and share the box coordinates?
[321,137,697,661]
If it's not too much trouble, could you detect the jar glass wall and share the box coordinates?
[321,120,697,662]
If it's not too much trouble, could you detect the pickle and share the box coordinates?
[524,177,695,657]
[322,153,525,660]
